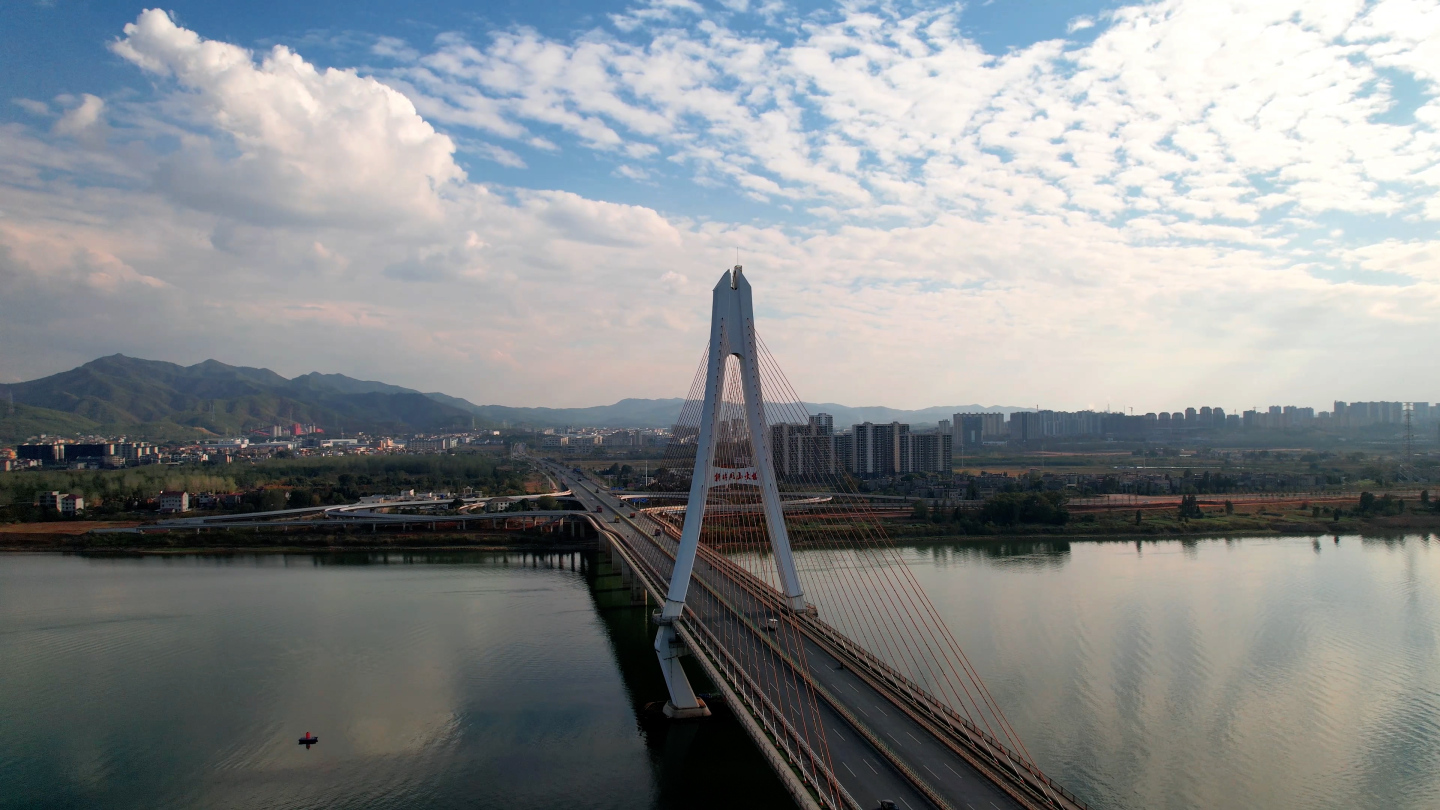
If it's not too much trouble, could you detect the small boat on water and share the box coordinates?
[298,732,318,748]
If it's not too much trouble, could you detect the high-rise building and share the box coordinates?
[953,413,984,448]
[848,421,908,476]
[1009,412,1041,442]
[772,414,838,478]
[902,432,952,474]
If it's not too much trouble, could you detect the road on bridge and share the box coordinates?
[548,462,1043,810]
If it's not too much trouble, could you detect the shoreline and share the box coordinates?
[2,526,1433,555]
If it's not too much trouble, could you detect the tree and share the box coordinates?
[1224,500,1234,515]
[1178,495,1204,520]
[1135,509,1143,526]
[912,500,930,520]
[1358,491,1376,513]
[978,491,1068,526]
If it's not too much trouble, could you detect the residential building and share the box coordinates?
[159,491,190,513]
[1009,411,1041,443]
[17,443,65,463]
[952,413,984,449]
[60,494,84,515]
[848,421,909,476]
[902,431,952,474]
[771,413,839,478]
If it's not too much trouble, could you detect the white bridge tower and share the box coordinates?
[654,265,806,719]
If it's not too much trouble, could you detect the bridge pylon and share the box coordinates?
[653,265,807,719]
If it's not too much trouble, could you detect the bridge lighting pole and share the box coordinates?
[653,266,808,718]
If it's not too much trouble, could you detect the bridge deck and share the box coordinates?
[556,465,1077,810]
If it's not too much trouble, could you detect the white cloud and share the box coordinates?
[1067,16,1096,33]
[1337,239,1440,282]
[12,98,50,116]
[52,94,105,138]
[384,0,1439,238]
[110,9,465,227]
[474,142,527,168]
[2,5,1439,410]
[371,35,419,62]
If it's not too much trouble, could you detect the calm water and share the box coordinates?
[2,536,1437,810]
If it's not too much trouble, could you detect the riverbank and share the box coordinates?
[881,509,1440,544]
[0,525,596,554]
[5,507,1438,553]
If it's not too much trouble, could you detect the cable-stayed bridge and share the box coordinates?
[542,267,1089,810]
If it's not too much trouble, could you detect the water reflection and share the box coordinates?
[905,539,1074,569]
[5,535,1437,810]
[0,551,787,810]
[891,534,1440,810]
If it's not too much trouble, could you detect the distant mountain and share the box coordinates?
[0,354,1030,442]
[424,398,1027,430]
[0,355,481,440]
[800,402,1023,429]
[436,397,690,430]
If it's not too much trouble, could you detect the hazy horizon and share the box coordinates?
[3,352,1418,417]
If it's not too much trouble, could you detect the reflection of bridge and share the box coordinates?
[547,267,1089,810]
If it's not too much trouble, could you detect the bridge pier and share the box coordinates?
[654,621,710,719]
[592,532,649,610]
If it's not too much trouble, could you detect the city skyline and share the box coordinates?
[2,351,1435,418]
[3,2,1438,409]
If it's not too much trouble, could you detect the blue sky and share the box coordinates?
[1,1,1438,410]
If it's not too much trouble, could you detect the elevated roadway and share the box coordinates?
[546,460,1087,810]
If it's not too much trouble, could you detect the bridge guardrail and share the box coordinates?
[586,515,849,810]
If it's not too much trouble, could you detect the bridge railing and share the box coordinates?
[696,543,1090,810]
[589,516,851,810]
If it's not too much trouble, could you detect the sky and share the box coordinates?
[1,0,1437,412]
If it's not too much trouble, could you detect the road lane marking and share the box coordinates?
[864,759,878,774]
[945,762,964,779]
[924,765,939,777]
[857,705,871,717]
[848,683,861,694]
[898,799,915,810]
[874,704,889,716]
[842,762,856,777]
[887,732,903,747]
[906,731,921,744]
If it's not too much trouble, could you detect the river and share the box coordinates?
[2,534,1436,810]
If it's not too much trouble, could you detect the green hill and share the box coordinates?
[1,355,1026,443]
[1,355,482,440]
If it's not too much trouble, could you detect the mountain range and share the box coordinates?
[0,355,1024,442]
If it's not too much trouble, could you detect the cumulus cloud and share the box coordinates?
[110,9,466,227]
[0,4,1438,410]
